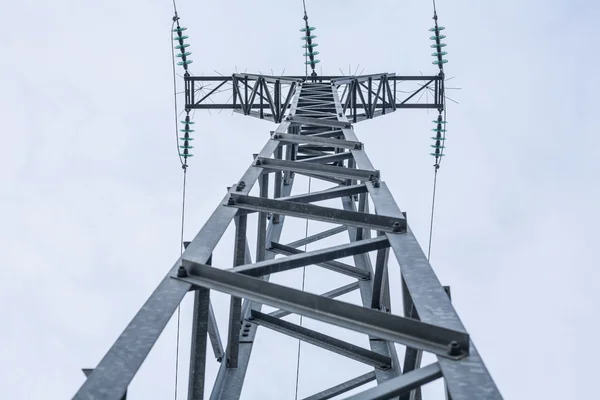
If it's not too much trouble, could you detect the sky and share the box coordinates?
[1,0,599,399]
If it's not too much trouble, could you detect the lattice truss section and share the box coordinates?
[184,74,444,123]
[74,76,501,400]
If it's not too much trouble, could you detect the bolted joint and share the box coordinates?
[448,341,461,356]
[177,265,188,278]
[236,181,246,191]
[392,221,403,232]
[353,143,363,150]
[255,159,262,166]
[227,196,235,206]
[369,174,381,188]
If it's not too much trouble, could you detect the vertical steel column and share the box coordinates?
[226,215,247,368]
[187,287,210,400]
[257,173,269,263]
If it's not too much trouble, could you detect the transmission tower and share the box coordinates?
[73,4,502,400]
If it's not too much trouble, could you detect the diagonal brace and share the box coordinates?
[268,241,370,280]
[269,282,360,319]
[216,236,386,277]
[279,184,367,204]
[302,371,377,400]
[343,363,443,400]
[250,311,391,369]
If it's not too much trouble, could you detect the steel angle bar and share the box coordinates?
[267,241,370,280]
[288,115,351,128]
[371,236,390,310]
[233,73,302,84]
[332,73,396,85]
[273,132,362,149]
[302,131,345,139]
[81,370,127,400]
[257,158,376,182]
[299,145,341,152]
[250,311,391,369]
[343,363,443,400]
[303,372,377,400]
[218,236,386,277]
[207,301,225,360]
[296,152,353,165]
[279,184,367,204]
[296,172,348,185]
[73,193,237,400]
[286,225,347,248]
[226,214,247,368]
[269,282,360,319]
[226,194,406,233]
[188,288,210,400]
[175,264,470,359]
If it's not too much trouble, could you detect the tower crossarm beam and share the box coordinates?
[184,74,443,122]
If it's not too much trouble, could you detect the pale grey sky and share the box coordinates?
[1,0,598,399]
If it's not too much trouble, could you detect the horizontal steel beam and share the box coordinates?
[250,311,391,369]
[185,103,442,110]
[185,75,441,82]
[256,157,376,182]
[226,194,407,233]
[215,236,386,277]
[331,73,396,85]
[174,263,470,359]
[232,73,302,83]
[288,115,351,128]
[303,371,376,400]
[268,241,370,280]
[344,363,443,400]
[273,132,362,150]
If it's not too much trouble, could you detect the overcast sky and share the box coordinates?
[1,0,599,399]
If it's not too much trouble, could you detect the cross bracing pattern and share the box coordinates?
[74,76,502,400]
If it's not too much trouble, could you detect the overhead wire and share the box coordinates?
[426,0,448,262]
[295,2,312,397]
[169,0,195,398]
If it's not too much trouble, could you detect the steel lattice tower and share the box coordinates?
[73,10,502,400]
